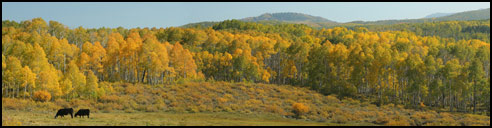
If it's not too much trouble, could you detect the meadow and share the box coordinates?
[2,109,372,126]
[2,82,490,126]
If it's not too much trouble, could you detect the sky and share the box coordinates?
[2,2,490,29]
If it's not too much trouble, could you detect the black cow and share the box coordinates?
[74,109,90,118]
[55,108,73,119]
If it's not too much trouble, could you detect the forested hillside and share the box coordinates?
[349,8,490,25]
[241,12,336,23]
[431,8,490,21]
[181,12,339,29]
[2,18,490,126]
[344,20,490,43]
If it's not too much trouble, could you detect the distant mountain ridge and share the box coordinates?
[181,8,490,28]
[182,12,339,28]
[350,8,490,25]
[424,12,455,18]
[431,8,490,21]
[240,12,337,23]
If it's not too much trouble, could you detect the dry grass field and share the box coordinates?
[2,109,378,126]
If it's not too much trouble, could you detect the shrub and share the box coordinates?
[428,116,457,126]
[382,103,395,110]
[217,97,228,104]
[102,106,113,113]
[396,104,405,110]
[145,105,158,112]
[386,119,410,126]
[299,115,307,120]
[292,103,309,118]
[155,101,167,111]
[125,84,141,95]
[229,103,240,111]
[196,104,209,112]
[222,106,233,112]
[99,103,121,112]
[124,108,135,113]
[428,112,458,126]
[458,114,490,126]
[360,101,371,107]
[354,111,371,119]
[136,104,146,111]
[135,94,150,105]
[366,104,379,111]
[411,111,437,126]
[70,99,91,109]
[169,101,178,107]
[111,102,124,110]
[333,115,349,124]
[265,104,286,115]
[373,116,390,124]
[2,98,21,110]
[172,106,186,113]
[342,98,360,105]
[318,110,330,119]
[325,95,341,104]
[33,91,51,102]
[54,99,69,108]
[99,95,119,103]
[320,105,336,114]
[241,109,252,114]
[35,101,59,111]
[95,102,105,110]
[343,112,358,121]
[185,106,199,113]
[386,115,411,126]
[224,94,234,99]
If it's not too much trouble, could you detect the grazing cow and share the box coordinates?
[74,109,90,118]
[55,108,73,119]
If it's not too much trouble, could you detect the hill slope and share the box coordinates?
[349,8,490,25]
[180,21,219,28]
[423,12,455,18]
[181,12,339,28]
[241,12,337,23]
[433,8,490,21]
[3,82,490,126]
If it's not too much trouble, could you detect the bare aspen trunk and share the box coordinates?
[473,81,476,113]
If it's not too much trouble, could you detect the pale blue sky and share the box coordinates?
[2,2,490,29]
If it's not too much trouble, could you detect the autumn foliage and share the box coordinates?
[292,102,309,118]
[33,91,51,102]
[1,18,490,126]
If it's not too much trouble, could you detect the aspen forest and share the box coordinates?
[2,5,490,126]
